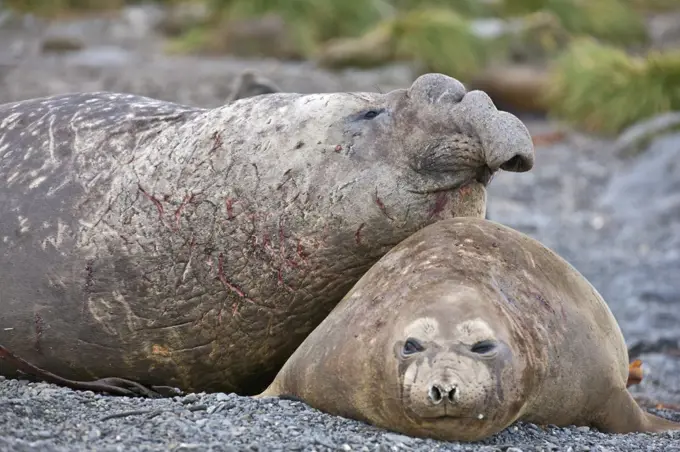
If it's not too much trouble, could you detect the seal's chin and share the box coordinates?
[435,178,488,194]
[406,405,486,423]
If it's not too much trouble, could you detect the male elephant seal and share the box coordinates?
[259,217,680,441]
[0,73,534,396]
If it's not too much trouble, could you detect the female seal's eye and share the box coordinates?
[402,338,424,356]
[471,340,497,354]
[363,110,380,120]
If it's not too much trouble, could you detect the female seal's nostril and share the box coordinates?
[428,385,443,404]
[447,386,458,403]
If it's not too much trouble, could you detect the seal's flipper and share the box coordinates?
[592,387,680,434]
[626,359,643,387]
[76,377,182,398]
[642,410,680,433]
[0,344,174,398]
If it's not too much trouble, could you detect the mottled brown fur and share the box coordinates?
[259,217,680,441]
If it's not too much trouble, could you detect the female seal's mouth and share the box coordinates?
[406,403,487,422]
[423,413,487,422]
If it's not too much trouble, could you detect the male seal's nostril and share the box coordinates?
[499,154,532,173]
[428,385,443,404]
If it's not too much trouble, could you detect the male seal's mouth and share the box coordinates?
[407,165,495,195]
[475,165,495,187]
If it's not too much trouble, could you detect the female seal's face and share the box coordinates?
[388,292,520,441]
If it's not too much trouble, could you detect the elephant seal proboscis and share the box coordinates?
[0,73,534,396]
[259,217,680,441]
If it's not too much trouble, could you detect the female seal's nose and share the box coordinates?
[428,383,459,405]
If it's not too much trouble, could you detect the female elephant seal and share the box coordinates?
[259,217,680,441]
[0,74,534,396]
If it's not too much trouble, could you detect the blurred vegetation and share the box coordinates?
[497,0,648,46]
[4,0,172,16]
[317,7,496,81]
[5,0,680,135]
[547,39,680,134]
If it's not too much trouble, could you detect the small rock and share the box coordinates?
[176,444,202,451]
[195,419,208,427]
[41,36,85,53]
[182,393,199,404]
[215,393,230,402]
[577,426,591,432]
[506,448,524,452]
[383,432,414,445]
[613,111,680,158]
[36,388,63,398]
[589,215,605,230]
[342,445,352,451]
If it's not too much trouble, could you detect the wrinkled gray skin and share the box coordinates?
[0,73,534,395]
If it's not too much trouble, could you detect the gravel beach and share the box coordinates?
[1,377,680,452]
[1,5,680,451]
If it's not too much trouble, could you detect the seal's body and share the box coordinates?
[0,74,534,395]
[260,217,680,441]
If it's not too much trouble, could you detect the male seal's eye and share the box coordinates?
[471,340,497,354]
[402,338,424,356]
[363,110,380,120]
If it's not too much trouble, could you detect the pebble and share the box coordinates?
[182,393,199,404]
[2,379,678,451]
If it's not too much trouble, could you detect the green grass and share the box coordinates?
[4,0,124,15]
[546,39,680,134]
[389,0,492,16]
[4,0,186,16]
[624,0,680,13]
[164,0,392,59]
[391,8,495,80]
[498,0,648,46]
[213,0,388,44]
[316,7,495,80]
